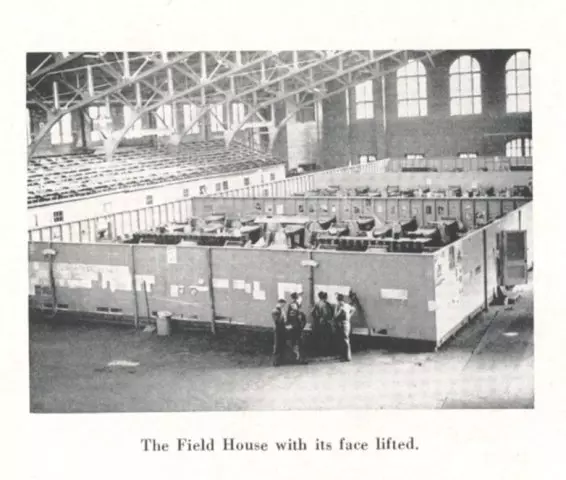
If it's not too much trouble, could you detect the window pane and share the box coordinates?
[420,100,427,116]
[450,75,460,97]
[473,73,481,95]
[517,70,530,93]
[507,96,517,113]
[51,122,61,144]
[460,74,472,96]
[419,77,426,97]
[450,98,460,116]
[506,54,516,71]
[398,102,407,118]
[516,51,530,69]
[517,94,530,112]
[405,61,417,76]
[397,79,407,100]
[506,71,517,94]
[407,78,419,98]
[365,103,374,119]
[406,100,418,117]
[473,96,482,114]
[471,57,480,72]
[460,97,473,115]
[525,138,532,156]
[356,104,366,119]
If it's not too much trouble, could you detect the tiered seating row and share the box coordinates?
[28,140,282,205]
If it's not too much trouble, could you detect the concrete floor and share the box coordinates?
[29,285,533,412]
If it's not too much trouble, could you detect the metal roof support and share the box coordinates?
[107,52,277,155]
[27,52,84,83]
[226,50,402,147]
[27,52,197,158]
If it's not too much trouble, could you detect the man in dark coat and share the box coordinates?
[287,292,307,364]
[272,298,287,366]
[312,291,335,356]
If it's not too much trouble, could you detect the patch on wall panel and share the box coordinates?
[188,285,208,293]
[213,278,229,289]
[381,288,408,301]
[167,246,177,264]
[233,279,245,290]
[276,204,284,215]
[253,289,266,300]
[49,263,132,292]
[170,285,179,297]
[428,301,436,312]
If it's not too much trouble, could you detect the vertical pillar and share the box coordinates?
[79,108,87,148]
[130,245,140,328]
[307,250,315,310]
[381,76,389,158]
[482,228,488,311]
[123,52,130,78]
[206,247,217,335]
[87,65,94,96]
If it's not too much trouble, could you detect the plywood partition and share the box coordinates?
[432,201,533,346]
[192,196,530,230]
[385,156,532,172]
[28,202,532,348]
[28,241,437,343]
[312,251,437,341]
[313,171,532,191]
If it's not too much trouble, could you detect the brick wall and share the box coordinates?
[321,49,533,168]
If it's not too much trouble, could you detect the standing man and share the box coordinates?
[312,291,335,356]
[272,298,287,367]
[287,292,307,364]
[333,293,356,362]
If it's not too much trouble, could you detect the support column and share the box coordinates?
[79,108,87,148]
[207,247,217,335]
[130,245,140,328]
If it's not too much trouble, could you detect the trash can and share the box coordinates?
[156,311,172,336]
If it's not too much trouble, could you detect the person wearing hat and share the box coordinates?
[312,291,335,356]
[333,293,356,362]
[286,292,307,364]
[272,298,287,367]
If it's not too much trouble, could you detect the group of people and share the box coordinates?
[271,290,357,366]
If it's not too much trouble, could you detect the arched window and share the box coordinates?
[449,55,482,115]
[506,51,531,113]
[505,138,532,157]
[182,104,200,134]
[397,60,427,117]
[210,104,225,132]
[88,105,110,142]
[51,112,73,145]
[355,80,374,119]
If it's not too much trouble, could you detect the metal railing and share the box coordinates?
[27,159,390,243]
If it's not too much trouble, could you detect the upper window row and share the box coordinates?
[354,51,531,119]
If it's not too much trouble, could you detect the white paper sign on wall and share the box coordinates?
[167,246,177,264]
[381,288,408,301]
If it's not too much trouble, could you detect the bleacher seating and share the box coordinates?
[27,140,282,205]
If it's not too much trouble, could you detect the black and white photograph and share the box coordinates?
[25,49,534,412]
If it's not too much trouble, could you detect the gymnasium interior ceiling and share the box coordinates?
[26,50,443,154]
